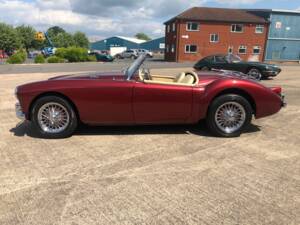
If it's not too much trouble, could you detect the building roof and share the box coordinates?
[164,7,268,24]
[251,9,300,14]
[115,36,146,44]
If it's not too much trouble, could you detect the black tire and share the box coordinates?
[247,68,262,80]
[31,96,78,139]
[206,94,253,137]
[115,54,121,59]
[131,55,137,60]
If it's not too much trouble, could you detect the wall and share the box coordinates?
[140,37,165,51]
[265,12,300,61]
[165,20,268,62]
[91,37,140,51]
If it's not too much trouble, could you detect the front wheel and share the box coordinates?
[31,96,78,138]
[206,94,252,137]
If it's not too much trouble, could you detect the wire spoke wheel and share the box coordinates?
[215,102,246,134]
[37,102,70,134]
[247,68,262,80]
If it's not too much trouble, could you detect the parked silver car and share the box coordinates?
[137,49,153,58]
[115,49,139,59]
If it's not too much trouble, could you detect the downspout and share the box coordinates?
[176,19,181,62]
[264,14,272,61]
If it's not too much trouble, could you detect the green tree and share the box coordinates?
[16,25,36,52]
[0,23,21,53]
[135,33,151,41]
[73,31,89,48]
[52,32,75,48]
[47,26,66,39]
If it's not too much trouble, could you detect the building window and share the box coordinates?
[186,22,199,31]
[255,25,264,34]
[253,46,261,54]
[171,44,175,53]
[172,23,176,32]
[166,44,169,53]
[185,45,197,53]
[210,34,219,43]
[167,25,170,33]
[228,46,233,54]
[231,24,244,33]
[238,45,247,54]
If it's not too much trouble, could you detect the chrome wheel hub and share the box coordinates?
[37,102,70,133]
[215,102,246,134]
[248,69,261,80]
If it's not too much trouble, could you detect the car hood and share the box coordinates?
[196,70,259,86]
[239,61,278,68]
[49,71,126,81]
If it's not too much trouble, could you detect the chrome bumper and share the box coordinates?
[281,94,287,107]
[15,102,25,120]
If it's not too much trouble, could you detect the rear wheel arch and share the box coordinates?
[209,88,256,115]
[28,92,80,122]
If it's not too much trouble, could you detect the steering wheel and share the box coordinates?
[184,71,198,83]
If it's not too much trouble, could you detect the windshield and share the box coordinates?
[226,54,242,63]
[124,53,147,80]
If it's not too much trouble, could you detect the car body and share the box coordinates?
[194,54,282,80]
[15,54,285,138]
[115,49,139,59]
[137,49,153,58]
[89,52,114,62]
[0,50,8,59]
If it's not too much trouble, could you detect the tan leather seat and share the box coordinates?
[180,74,195,84]
[174,72,186,83]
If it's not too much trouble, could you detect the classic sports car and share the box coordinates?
[15,54,286,139]
[194,54,282,80]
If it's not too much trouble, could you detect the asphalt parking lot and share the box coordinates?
[0,63,299,225]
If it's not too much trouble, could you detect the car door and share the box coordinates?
[133,81,193,124]
[211,56,228,70]
[74,79,135,125]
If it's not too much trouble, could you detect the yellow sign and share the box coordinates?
[35,32,45,41]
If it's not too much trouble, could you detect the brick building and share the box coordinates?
[164,7,269,62]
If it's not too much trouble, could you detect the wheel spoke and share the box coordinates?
[215,102,246,134]
[37,102,70,134]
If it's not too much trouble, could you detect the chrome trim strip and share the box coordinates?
[15,102,25,120]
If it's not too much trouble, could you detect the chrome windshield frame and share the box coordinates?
[125,53,147,80]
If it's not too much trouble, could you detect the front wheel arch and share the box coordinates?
[28,92,80,122]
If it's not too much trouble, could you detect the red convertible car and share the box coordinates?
[15,54,286,138]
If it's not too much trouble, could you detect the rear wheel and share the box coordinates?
[31,96,78,138]
[206,94,252,137]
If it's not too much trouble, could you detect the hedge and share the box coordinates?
[7,49,27,64]
[55,47,88,62]
[34,54,45,64]
[47,56,65,63]
[87,55,97,62]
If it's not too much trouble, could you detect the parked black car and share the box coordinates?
[194,54,281,80]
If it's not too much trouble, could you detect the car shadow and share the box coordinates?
[10,121,261,139]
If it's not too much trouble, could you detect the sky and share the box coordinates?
[0,0,299,41]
